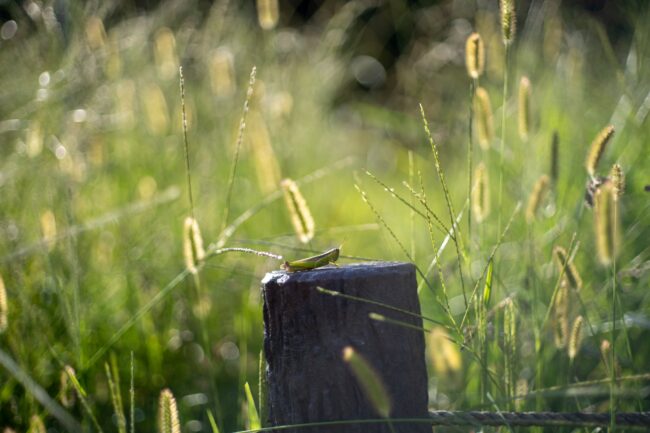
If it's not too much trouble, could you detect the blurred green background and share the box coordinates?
[1,0,649,432]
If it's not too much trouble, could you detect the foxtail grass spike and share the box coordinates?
[503,298,517,400]
[472,162,490,223]
[553,246,583,290]
[609,163,625,199]
[474,87,494,149]
[585,125,614,177]
[465,33,485,79]
[428,327,462,375]
[249,111,281,194]
[568,315,584,360]
[28,415,46,433]
[600,339,612,372]
[158,389,180,433]
[553,281,569,349]
[281,178,315,244]
[0,274,7,333]
[500,0,516,45]
[183,217,206,274]
[550,131,559,183]
[40,209,57,251]
[179,66,195,219]
[222,66,257,232]
[594,182,619,266]
[342,346,392,418]
[210,47,236,97]
[256,0,279,30]
[525,175,550,223]
[59,367,76,408]
[518,76,531,141]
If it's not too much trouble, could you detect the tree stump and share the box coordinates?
[261,261,429,433]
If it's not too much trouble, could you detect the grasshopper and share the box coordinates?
[281,246,340,272]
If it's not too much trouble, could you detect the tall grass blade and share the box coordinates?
[106,355,127,433]
[244,382,261,430]
[222,66,257,232]
[179,66,195,219]
[342,346,392,418]
[130,351,135,433]
[419,103,467,306]
[207,409,221,433]
[65,365,105,433]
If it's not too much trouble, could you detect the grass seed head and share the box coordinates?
[585,125,614,177]
[158,388,180,433]
[281,178,315,244]
[552,246,583,290]
[568,315,584,360]
[465,33,485,79]
[256,0,279,30]
[594,182,619,266]
[609,163,625,199]
[553,281,569,349]
[525,174,550,223]
[183,217,206,274]
[518,76,531,141]
[500,0,516,45]
[60,366,76,408]
[154,27,178,79]
[428,326,462,375]
[474,87,494,149]
[28,415,46,433]
[600,339,612,371]
[40,209,57,251]
[210,47,236,97]
[472,162,490,223]
[249,111,281,194]
[0,274,6,334]
[342,346,392,418]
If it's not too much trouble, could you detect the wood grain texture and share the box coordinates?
[261,262,429,433]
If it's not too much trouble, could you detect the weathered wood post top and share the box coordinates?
[261,261,429,433]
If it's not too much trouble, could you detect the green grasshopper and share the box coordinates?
[281,246,341,272]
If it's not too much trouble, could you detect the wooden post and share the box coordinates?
[261,262,429,433]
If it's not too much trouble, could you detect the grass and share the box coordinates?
[1,1,650,432]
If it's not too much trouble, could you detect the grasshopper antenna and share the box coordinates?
[179,66,195,219]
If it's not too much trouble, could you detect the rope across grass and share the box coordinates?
[428,410,650,428]
[234,411,650,432]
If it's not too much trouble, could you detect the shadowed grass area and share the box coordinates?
[0,1,649,432]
